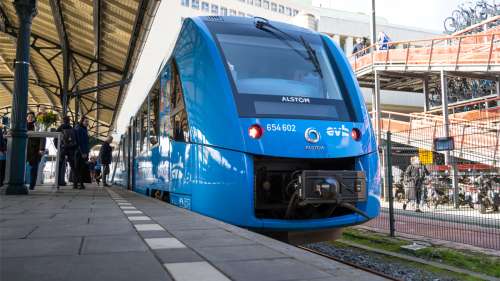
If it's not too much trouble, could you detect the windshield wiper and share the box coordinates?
[299,35,323,78]
[254,18,323,78]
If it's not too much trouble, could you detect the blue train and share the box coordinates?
[114,16,380,243]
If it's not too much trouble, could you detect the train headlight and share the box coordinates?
[249,124,263,139]
[351,128,361,141]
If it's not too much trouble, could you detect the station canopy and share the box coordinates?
[0,0,159,138]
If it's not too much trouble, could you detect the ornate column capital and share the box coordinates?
[13,0,37,23]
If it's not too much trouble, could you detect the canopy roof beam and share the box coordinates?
[110,0,150,131]
[93,0,102,137]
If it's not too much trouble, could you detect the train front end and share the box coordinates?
[196,17,380,238]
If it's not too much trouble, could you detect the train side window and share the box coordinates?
[169,62,190,142]
[139,102,148,152]
[149,88,160,142]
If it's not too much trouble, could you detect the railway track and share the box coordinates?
[297,246,401,281]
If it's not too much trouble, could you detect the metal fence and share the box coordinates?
[365,118,500,250]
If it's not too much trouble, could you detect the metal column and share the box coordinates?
[370,0,377,48]
[5,0,37,195]
[423,78,429,112]
[374,70,381,145]
[440,70,459,208]
[496,76,500,96]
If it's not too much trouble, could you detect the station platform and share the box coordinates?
[0,184,387,281]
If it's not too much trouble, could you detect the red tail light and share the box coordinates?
[351,128,361,141]
[249,124,263,139]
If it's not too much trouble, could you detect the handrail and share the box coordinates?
[349,31,500,73]
[380,110,499,131]
[452,15,500,36]
[350,31,500,60]
[424,96,500,113]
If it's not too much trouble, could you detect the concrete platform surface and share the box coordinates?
[0,185,387,281]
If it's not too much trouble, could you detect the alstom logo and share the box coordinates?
[281,96,310,103]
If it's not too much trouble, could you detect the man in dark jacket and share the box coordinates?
[26,112,46,190]
[73,117,89,189]
[56,116,77,186]
[0,124,6,186]
[99,136,113,187]
[403,156,429,212]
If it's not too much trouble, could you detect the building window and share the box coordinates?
[191,0,199,9]
[247,0,254,5]
[293,9,299,16]
[220,6,228,16]
[229,9,237,15]
[201,1,209,11]
[286,7,291,16]
[271,2,277,12]
[255,0,261,7]
[211,4,219,14]
[278,5,284,13]
[238,11,245,16]
[263,0,269,9]
[181,0,189,7]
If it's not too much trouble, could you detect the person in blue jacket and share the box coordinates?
[73,117,89,189]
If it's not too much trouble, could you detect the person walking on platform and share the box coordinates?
[56,116,77,186]
[26,112,46,190]
[0,124,7,186]
[73,117,89,189]
[403,156,429,212]
[99,136,113,187]
[352,37,366,57]
[377,31,391,50]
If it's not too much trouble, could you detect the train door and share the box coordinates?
[167,61,192,208]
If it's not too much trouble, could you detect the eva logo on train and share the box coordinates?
[326,125,350,137]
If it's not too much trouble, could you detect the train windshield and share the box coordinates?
[206,20,355,121]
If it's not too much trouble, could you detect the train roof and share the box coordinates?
[195,16,317,36]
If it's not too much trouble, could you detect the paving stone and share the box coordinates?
[154,248,204,263]
[29,223,135,238]
[82,235,148,254]
[0,237,81,257]
[0,226,37,239]
[214,258,331,281]
[145,237,186,249]
[134,224,164,231]
[165,261,230,281]
[89,216,129,225]
[123,210,143,215]
[1,252,172,281]
[127,216,151,221]
[170,229,255,247]
[196,244,287,262]
[138,230,173,239]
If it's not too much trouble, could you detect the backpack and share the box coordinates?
[62,128,77,148]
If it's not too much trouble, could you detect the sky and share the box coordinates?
[314,0,466,32]
[114,0,489,134]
